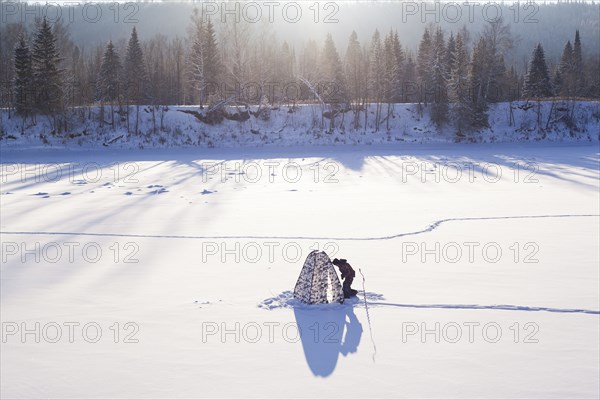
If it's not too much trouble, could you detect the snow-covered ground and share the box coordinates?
[1,142,599,399]
[1,101,599,149]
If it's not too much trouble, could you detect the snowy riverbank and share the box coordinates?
[1,100,598,150]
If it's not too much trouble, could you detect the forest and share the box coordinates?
[1,1,599,135]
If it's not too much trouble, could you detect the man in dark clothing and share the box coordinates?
[332,258,358,298]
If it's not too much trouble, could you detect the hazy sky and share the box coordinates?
[2,0,598,71]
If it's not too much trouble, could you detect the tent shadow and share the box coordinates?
[292,302,363,377]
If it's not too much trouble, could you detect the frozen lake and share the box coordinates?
[1,142,599,399]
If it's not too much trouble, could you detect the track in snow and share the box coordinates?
[1,214,598,241]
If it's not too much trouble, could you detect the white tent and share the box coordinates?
[293,250,344,304]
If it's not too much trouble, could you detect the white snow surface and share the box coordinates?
[0,142,599,399]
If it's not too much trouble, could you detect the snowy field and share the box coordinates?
[1,142,599,399]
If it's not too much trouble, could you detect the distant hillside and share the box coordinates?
[2,2,599,69]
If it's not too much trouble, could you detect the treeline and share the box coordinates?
[3,13,599,134]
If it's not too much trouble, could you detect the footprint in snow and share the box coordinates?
[124,191,133,195]
[194,300,221,305]
[194,300,213,308]
[61,192,71,195]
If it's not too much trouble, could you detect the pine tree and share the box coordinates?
[493,56,508,102]
[430,27,448,125]
[124,26,146,133]
[505,65,520,102]
[125,27,146,103]
[321,33,346,104]
[383,31,396,104]
[391,31,404,103]
[275,41,296,103]
[416,28,432,103]
[446,32,456,80]
[482,17,513,103]
[298,38,320,102]
[98,40,122,128]
[469,37,489,128]
[277,41,292,82]
[523,43,553,99]
[403,55,417,103]
[586,56,600,99]
[31,17,63,115]
[67,45,85,109]
[14,33,33,117]
[98,41,122,102]
[189,10,206,106]
[556,41,573,96]
[321,33,347,130]
[572,30,584,95]
[381,31,399,129]
[448,33,471,134]
[203,18,221,101]
[189,13,221,107]
[368,29,384,130]
[344,30,365,128]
